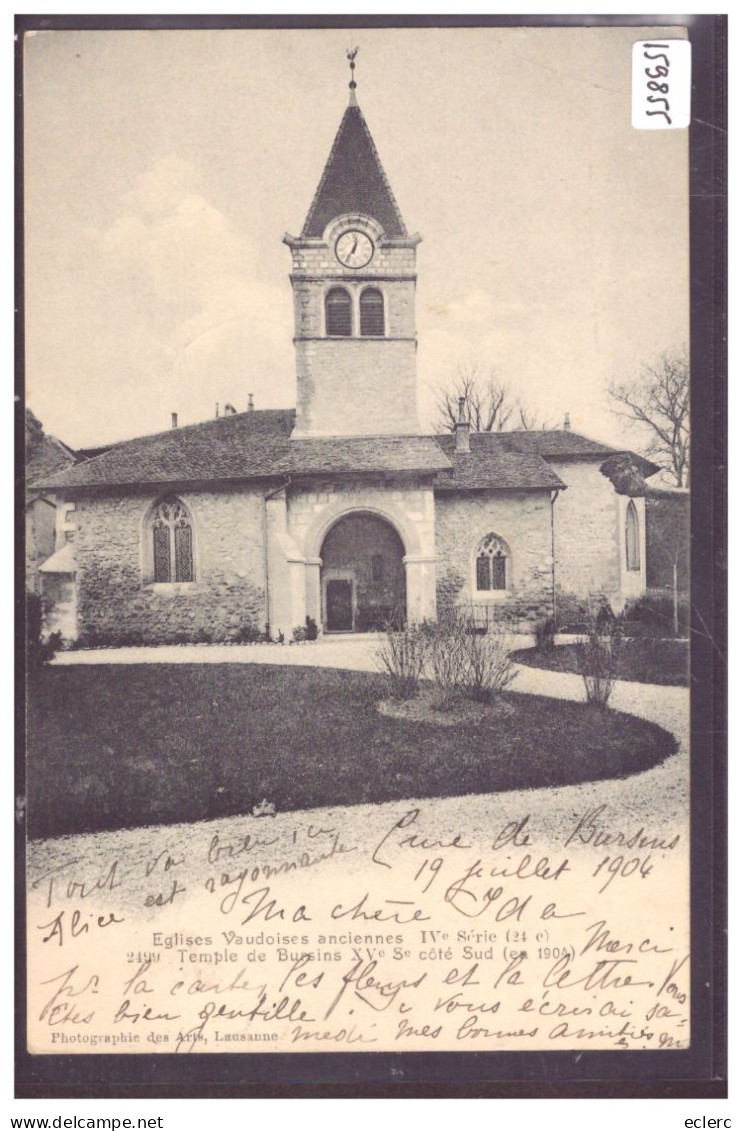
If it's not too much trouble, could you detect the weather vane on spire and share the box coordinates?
[346,46,359,104]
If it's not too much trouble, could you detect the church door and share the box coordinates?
[325,579,354,632]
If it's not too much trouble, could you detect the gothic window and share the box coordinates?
[475,533,509,592]
[360,287,385,336]
[325,287,352,336]
[152,496,194,583]
[626,500,640,572]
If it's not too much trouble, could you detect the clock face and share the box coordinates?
[335,230,374,269]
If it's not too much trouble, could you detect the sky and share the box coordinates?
[23,25,689,450]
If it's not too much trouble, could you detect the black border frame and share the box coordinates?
[15,12,727,1100]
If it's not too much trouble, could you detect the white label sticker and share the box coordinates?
[632,39,691,129]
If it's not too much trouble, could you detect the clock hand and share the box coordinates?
[350,237,358,255]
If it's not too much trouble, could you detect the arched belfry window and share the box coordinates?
[360,287,385,337]
[325,287,352,336]
[475,533,509,592]
[626,500,640,572]
[152,496,194,583]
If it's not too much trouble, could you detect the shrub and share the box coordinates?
[292,617,319,643]
[422,610,470,709]
[461,618,516,702]
[577,614,622,708]
[535,616,556,652]
[421,608,516,707]
[553,591,592,634]
[26,593,63,667]
[624,593,689,638]
[233,622,265,645]
[375,621,427,700]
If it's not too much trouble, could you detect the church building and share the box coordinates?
[34,68,656,645]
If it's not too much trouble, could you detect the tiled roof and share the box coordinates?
[434,433,565,491]
[302,104,407,238]
[35,410,297,489]
[34,410,450,489]
[497,429,659,476]
[33,413,656,495]
[282,436,450,475]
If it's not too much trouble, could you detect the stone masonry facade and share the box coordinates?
[288,218,420,437]
[73,488,267,644]
[434,490,554,623]
[549,458,646,612]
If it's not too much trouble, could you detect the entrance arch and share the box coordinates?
[319,513,406,632]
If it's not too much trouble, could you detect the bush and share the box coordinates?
[624,593,689,638]
[292,617,319,643]
[577,614,622,708]
[233,622,265,645]
[460,619,516,702]
[375,621,427,700]
[422,610,470,709]
[421,608,516,707]
[26,593,63,668]
[535,616,556,652]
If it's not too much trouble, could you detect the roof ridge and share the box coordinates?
[78,407,296,459]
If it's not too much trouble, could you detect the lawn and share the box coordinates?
[511,638,689,687]
[27,664,677,840]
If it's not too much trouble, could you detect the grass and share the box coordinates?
[512,638,689,687]
[27,664,677,840]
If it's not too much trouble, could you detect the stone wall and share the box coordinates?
[289,226,420,437]
[290,240,416,281]
[434,491,554,624]
[549,458,646,610]
[294,337,419,437]
[73,487,267,644]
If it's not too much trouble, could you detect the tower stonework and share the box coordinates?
[284,99,421,438]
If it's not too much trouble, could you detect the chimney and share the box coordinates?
[455,395,471,453]
[563,412,571,431]
[224,403,236,416]
[248,393,254,412]
[171,412,178,429]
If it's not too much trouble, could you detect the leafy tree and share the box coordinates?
[608,346,689,487]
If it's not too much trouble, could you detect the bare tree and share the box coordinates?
[514,403,559,432]
[434,364,514,433]
[434,363,556,433]
[608,346,689,487]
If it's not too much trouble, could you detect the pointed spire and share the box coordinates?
[301,50,407,238]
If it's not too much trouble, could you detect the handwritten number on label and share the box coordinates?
[637,42,680,127]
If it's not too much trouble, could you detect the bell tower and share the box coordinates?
[284,52,422,438]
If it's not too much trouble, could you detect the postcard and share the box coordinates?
[19,18,722,1094]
